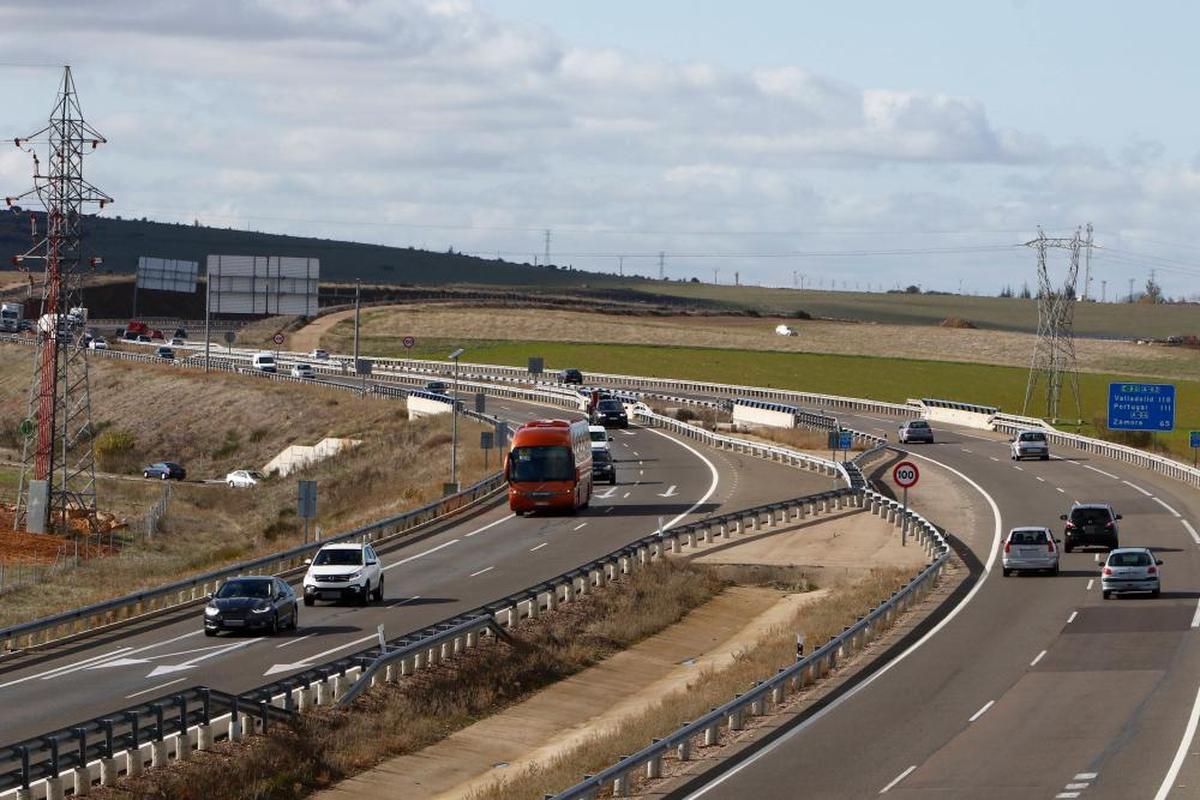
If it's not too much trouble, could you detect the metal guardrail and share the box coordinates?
[921,397,1000,415]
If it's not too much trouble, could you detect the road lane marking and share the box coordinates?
[1154,684,1200,800]
[632,450,639,456]
[1122,480,1152,496]
[529,542,549,552]
[659,484,678,498]
[125,678,186,699]
[879,766,917,794]
[1036,476,1046,482]
[1151,497,1182,517]
[264,632,380,676]
[469,566,494,577]
[573,523,588,531]
[989,456,1000,462]
[642,427,720,531]
[388,594,423,609]
[1084,464,1120,480]
[1056,794,1080,799]
[276,634,315,649]
[383,539,460,571]
[968,700,995,722]
[1067,611,1078,624]
[1087,579,1094,591]
[680,448,1002,799]
[1030,650,1047,667]
[1183,520,1200,545]
[623,492,631,498]
[1013,465,1024,471]
[961,448,972,453]
[1075,773,1098,781]
[1056,487,1066,493]
[1191,599,1200,629]
[464,514,516,537]
[0,648,134,690]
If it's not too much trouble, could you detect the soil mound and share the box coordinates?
[939,317,977,329]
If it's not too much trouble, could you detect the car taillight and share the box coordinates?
[1004,541,1011,553]
[1105,521,1115,528]
[1147,566,1157,574]
[1065,521,1076,529]
[1047,541,1055,552]
[1103,567,1113,575]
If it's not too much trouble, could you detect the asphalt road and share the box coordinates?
[675,412,1200,800]
[0,397,826,746]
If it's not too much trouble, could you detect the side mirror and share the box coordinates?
[608,436,614,442]
[1059,514,1068,521]
[1054,538,1062,544]
[1156,559,1164,566]
[303,558,312,566]
[1115,514,1123,520]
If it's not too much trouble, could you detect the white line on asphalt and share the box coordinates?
[961,448,972,453]
[623,492,631,498]
[0,648,134,690]
[1075,773,1098,780]
[1191,599,1200,629]
[1013,465,1024,471]
[573,523,588,531]
[1036,476,1046,482]
[464,514,516,537]
[989,456,1000,462]
[878,765,917,794]
[1183,520,1200,545]
[1056,793,1080,799]
[605,506,614,513]
[1067,611,1078,624]
[632,450,639,456]
[682,449,1003,799]
[530,542,549,552]
[1154,684,1200,800]
[968,700,995,722]
[1087,579,1094,591]
[642,428,721,531]
[639,469,644,475]
[278,632,378,670]
[1083,464,1120,480]
[1056,487,1066,493]
[469,566,494,577]
[1122,480,1153,497]
[276,634,315,649]
[125,678,186,699]
[1152,497,1182,517]
[1030,650,1047,667]
[388,595,423,609]
[382,539,460,571]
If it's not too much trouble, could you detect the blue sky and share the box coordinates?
[1,1,1198,298]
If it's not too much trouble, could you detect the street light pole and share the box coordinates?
[449,347,465,490]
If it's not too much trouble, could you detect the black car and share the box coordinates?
[424,380,449,395]
[559,368,584,385]
[174,327,188,339]
[143,461,186,480]
[155,346,175,360]
[1061,503,1121,552]
[594,398,629,428]
[204,576,298,636]
[592,449,616,484]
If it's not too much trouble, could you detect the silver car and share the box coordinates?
[898,419,934,444]
[1002,527,1059,576]
[1010,429,1050,460]
[1101,547,1162,599]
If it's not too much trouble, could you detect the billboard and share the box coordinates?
[136,257,198,293]
[206,255,319,316]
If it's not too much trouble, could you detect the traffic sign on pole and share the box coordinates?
[272,333,284,345]
[892,461,919,488]
[402,336,415,349]
[838,431,853,451]
[1107,382,1175,431]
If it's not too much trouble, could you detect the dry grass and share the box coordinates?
[740,426,868,452]
[95,560,728,800]
[468,567,913,800]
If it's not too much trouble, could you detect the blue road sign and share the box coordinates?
[838,431,854,450]
[1191,431,1200,449]
[1107,383,1175,431]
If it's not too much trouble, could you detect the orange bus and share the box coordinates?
[506,419,593,513]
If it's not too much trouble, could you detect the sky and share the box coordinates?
[1,0,1199,298]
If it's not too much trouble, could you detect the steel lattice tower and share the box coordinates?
[6,66,112,534]
[1021,226,1087,424]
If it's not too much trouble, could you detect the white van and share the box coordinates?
[252,353,277,373]
[589,424,612,452]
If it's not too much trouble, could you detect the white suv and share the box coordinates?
[302,543,383,606]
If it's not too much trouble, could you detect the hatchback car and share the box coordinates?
[136,334,152,344]
[204,576,298,636]
[898,419,934,444]
[143,461,186,481]
[309,348,329,360]
[1101,547,1162,599]
[154,346,175,360]
[1002,527,1059,576]
[592,449,617,484]
[594,398,629,428]
[1061,503,1120,552]
[302,543,383,605]
[226,469,265,488]
[424,380,449,395]
[559,368,584,385]
[169,337,186,347]
[1010,429,1050,460]
[88,337,108,350]
[291,363,315,378]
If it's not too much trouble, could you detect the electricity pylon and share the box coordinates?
[1022,227,1087,424]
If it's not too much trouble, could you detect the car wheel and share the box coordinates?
[1050,564,1059,576]
[1151,587,1161,598]
[1102,590,1111,599]
[1002,567,1011,577]
[269,614,280,635]
[372,577,384,602]
[1041,455,1049,461]
[204,627,216,637]
[303,595,314,607]
[359,586,370,606]
[289,605,299,630]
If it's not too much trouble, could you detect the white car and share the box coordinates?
[290,363,315,378]
[309,348,329,360]
[226,469,265,488]
[1001,526,1059,576]
[88,337,108,350]
[302,543,383,605]
[1010,429,1050,460]
[588,424,612,452]
[1100,547,1162,599]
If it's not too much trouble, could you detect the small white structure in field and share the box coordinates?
[775,324,797,336]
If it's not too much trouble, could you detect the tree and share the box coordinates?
[904,284,921,294]
[998,285,1014,298]
[1019,282,1032,299]
[1143,275,1163,304]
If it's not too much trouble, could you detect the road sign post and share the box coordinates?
[892,461,919,546]
[297,480,317,544]
[1191,431,1200,467]
[402,336,415,350]
[838,431,853,463]
[481,430,494,471]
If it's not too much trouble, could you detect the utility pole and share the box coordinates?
[1128,278,1135,303]
[353,278,362,392]
[543,229,551,267]
[658,251,665,280]
[1101,280,1107,303]
[618,256,623,276]
[713,267,718,285]
[793,270,798,289]
[735,271,740,286]
[1082,222,1094,300]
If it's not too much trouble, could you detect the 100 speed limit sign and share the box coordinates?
[892,461,920,488]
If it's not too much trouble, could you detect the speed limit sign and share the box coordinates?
[893,461,919,488]
[402,336,415,349]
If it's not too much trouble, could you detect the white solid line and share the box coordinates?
[289,632,378,666]
[1075,773,1098,780]
[573,523,587,531]
[1084,464,1120,480]
[464,513,516,537]
[968,700,996,723]
[1152,497,1182,517]
[1030,650,1047,667]
[1191,599,1200,629]
[529,542,549,552]
[382,538,460,571]
[1154,684,1200,800]
[1087,579,1095,591]
[1067,610,1078,624]
[879,765,917,794]
[0,647,134,690]
[388,594,423,609]
[469,566,494,577]
[642,428,721,531]
[1065,783,1090,790]
[276,634,315,649]
[125,678,187,699]
[682,448,1003,799]
[1183,520,1200,545]
[1123,480,1153,497]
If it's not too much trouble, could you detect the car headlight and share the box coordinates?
[346,571,362,581]
[251,604,273,614]
[204,606,219,616]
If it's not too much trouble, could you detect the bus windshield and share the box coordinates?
[509,446,574,482]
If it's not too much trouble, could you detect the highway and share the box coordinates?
[0,396,828,746]
[673,411,1200,800]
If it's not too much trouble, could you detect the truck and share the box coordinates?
[505,419,593,514]
[0,302,21,333]
[123,320,165,341]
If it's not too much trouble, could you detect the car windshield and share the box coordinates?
[908,421,928,428]
[215,579,273,599]
[1020,432,1046,442]
[598,400,623,411]
[313,548,363,566]
[1109,552,1152,567]
[594,451,612,464]
[1071,508,1111,526]
[257,356,274,365]
[590,431,607,443]
[1009,530,1047,545]
[509,445,574,482]
[249,471,265,479]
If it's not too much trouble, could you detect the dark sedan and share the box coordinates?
[594,398,629,428]
[143,461,186,480]
[592,449,616,484]
[204,576,298,636]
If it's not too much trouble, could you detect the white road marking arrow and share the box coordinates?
[263,632,378,677]
[594,487,618,499]
[659,484,677,498]
[145,638,263,678]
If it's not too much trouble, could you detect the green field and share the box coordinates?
[356,335,1200,459]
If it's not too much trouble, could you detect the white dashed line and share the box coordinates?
[1151,497,1182,517]
[1030,649,1047,667]
[961,448,972,453]
[1076,773,1098,781]
[1183,520,1200,545]
[632,450,639,456]
[1036,476,1046,482]
[1086,579,1094,591]
[1056,793,1081,799]
[276,634,315,649]
[1056,487,1066,493]
[968,700,995,723]
[879,766,917,794]
[387,594,423,609]
[1122,480,1152,497]
[1083,464,1120,480]
[464,514,516,537]
[989,456,1000,462]
[1013,465,1024,471]
[1067,611,1078,624]
[1191,599,1200,629]
[126,678,187,699]
[529,542,549,552]
[573,523,588,531]
[469,566,494,577]
[623,492,631,498]
[382,539,460,571]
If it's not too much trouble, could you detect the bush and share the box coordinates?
[211,430,241,460]
[95,429,138,472]
[249,427,270,444]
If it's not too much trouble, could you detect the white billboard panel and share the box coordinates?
[136,257,198,293]
[206,255,319,316]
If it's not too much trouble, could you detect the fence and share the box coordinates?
[141,484,172,541]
